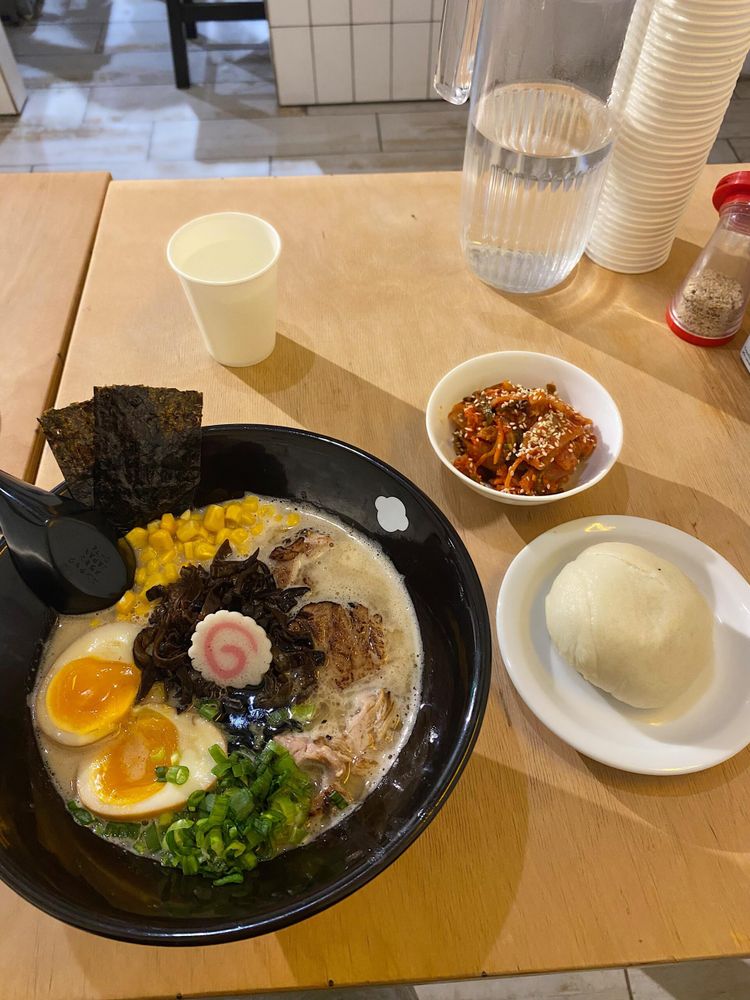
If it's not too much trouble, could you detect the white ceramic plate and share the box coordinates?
[497,516,750,774]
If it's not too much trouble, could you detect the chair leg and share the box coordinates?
[184,0,198,40]
[166,0,191,88]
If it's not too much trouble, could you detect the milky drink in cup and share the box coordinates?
[167,212,281,368]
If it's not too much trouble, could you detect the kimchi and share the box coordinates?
[449,381,597,496]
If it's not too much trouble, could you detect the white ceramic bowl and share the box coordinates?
[425,352,623,507]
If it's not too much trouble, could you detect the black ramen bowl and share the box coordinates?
[0,425,490,945]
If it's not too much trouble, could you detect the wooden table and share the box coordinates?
[0,172,110,481]
[6,165,750,1000]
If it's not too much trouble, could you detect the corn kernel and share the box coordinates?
[158,549,176,568]
[147,520,160,534]
[145,558,160,576]
[203,504,225,533]
[225,503,242,526]
[230,528,248,547]
[143,573,165,593]
[149,529,173,553]
[125,526,148,549]
[259,504,274,517]
[116,590,136,615]
[286,512,301,528]
[176,520,199,543]
[190,511,202,521]
[163,563,179,584]
[239,506,257,526]
[250,523,264,537]
[180,509,191,521]
[173,541,184,557]
[196,525,211,539]
[135,567,147,586]
[194,542,216,561]
[160,513,177,534]
[245,496,259,512]
[215,527,233,546]
[184,541,195,562]
[140,546,157,565]
[273,514,282,522]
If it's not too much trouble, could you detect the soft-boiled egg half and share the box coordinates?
[36,622,143,747]
[76,702,225,820]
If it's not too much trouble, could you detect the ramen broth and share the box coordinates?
[32,497,423,853]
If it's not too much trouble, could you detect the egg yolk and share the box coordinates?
[92,709,180,805]
[46,656,139,735]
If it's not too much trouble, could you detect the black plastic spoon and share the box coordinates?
[0,469,135,614]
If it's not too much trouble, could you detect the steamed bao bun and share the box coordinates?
[545,542,713,709]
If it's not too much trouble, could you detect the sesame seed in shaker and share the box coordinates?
[667,171,750,347]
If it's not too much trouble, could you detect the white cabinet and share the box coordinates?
[267,0,443,105]
[0,23,26,115]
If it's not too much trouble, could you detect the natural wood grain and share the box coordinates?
[11,165,750,1000]
[0,172,109,480]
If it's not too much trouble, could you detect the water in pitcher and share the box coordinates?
[462,82,615,293]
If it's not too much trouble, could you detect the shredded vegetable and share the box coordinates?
[449,380,597,496]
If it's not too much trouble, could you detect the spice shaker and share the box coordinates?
[667,171,750,347]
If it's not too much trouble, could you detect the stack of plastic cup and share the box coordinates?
[587,0,750,274]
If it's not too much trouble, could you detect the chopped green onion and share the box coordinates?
[141,823,162,853]
[181,855,200,876]
[209,744,228,765]
[187,790,206,811]
[67,801,95,826]
[252,815,272,837]
[257,740,281,769]
[267,707,291,728]
[327,790,348,810]
[229,788,254,822]
[166,765,190,785]
[206,794,229,827]
[154,765,168,782]
[198,700,220,721]
[208,828,225,857]
[213,872,243,886]
[290,703,316,724]
[164,819,194,855]
[103,821,141,839]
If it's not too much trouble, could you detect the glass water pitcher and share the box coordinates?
[436,0,637,293]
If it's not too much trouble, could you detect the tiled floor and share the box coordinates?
[194,957,750,1000]
[1,2,747,176]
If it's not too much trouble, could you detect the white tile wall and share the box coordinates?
[311,0,351,24]
[312,25,353,103]
[392,21,431,100]
[353,24,390,101]
[266,0,310,27]
[393,0,433,20]
[270,26,316,104]
[270,2,444,104]
[352,0,392,22]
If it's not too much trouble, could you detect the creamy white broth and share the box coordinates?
[32,495,423,850]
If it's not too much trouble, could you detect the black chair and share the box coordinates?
[166,0,266,89]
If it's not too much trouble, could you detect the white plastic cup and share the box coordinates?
[167,212,281,368]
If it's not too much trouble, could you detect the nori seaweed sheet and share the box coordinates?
[38,399,95,506]
[93,385,203,533]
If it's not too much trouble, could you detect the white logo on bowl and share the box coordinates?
[375,496,408,533]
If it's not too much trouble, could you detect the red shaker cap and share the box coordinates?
[712,170,750,211]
